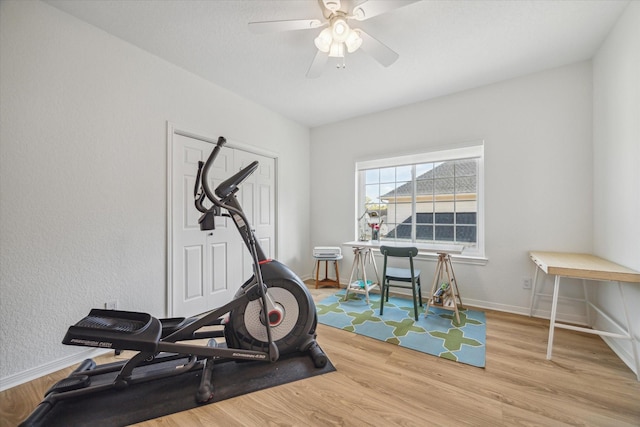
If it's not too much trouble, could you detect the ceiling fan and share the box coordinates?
[248,0,419,78]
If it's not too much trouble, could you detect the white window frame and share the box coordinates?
[355,142,485,260]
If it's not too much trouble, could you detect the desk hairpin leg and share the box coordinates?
[546,275,562,359]
[582,279,591,327]
[529,263,540,317]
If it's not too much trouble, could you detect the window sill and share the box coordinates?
[369,248,488,265]
[414,252,488,266]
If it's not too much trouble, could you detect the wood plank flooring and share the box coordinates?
[2,284,639,426]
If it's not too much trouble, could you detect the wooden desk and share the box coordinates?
[341,241,465,306]
[529,251,640,380]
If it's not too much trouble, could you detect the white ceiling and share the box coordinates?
[45,0,629,128]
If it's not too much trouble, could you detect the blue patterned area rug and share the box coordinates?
[316,292,486,368]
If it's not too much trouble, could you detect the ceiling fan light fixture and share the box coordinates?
[345,29,363,53]
[331,18,349,42]
[328,41,345,58]
[314,27,332,53]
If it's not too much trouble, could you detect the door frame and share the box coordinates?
[166,122,278,317]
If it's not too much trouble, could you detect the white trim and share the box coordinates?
[173,128,278,159]
[0,349,108,392]
[354,140,485,257]
[356,141,484,170]
[602,336,638,377]
[166,122,175,317]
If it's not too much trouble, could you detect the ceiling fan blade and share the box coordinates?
[321,0,342,13]
[306,50,329,78]
[351,0,420,21]
[248,19,323,34]
[357,30,399,67]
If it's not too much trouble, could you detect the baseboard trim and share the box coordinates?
[601,335,638,377]
[0,348,108,392]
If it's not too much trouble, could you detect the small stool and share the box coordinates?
[314,255,343,289]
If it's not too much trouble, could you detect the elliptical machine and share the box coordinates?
[21,136,325,425]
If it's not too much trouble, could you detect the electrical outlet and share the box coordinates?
[522,278,532,289]
[105,300,118,310]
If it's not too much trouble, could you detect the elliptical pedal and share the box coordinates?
[63,309,162,353]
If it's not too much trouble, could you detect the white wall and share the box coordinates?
[0,1,311,385]
[311,62,593,318]
[592,2,640,374]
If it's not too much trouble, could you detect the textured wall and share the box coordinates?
[0,1,310,382]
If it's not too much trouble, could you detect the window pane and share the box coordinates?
[455,176,476,194]
[385,204,397,224]
[365,169,379,184]
[394,181,411,196]
[416,212,433,224]
[416,179,434,195]
[395,224,412,239]
[416,225,433,241]
[396,165,412,181]
[384,225,397,239]
[435,225,454,241]
[456,225,476,242]
[365,184,380,201]
[379,183,396,200]
[395,203,412,225]
[434,178,454,194]
[435,213,454,224]
[365,206,382,217]
[379,167,395,183]
[416,163,434,179]
[456,212,476,225]
[434,161,454,178]
[455,160,477,177]
[416,202,434,216]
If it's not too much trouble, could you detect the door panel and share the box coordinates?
[183,245,203,300]
[210,241,227,293]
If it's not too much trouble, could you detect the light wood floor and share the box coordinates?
[2,283,639,426]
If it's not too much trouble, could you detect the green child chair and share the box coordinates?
[379,246,422,321]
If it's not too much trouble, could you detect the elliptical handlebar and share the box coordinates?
[200,136,227,207]
[193,136,267,262]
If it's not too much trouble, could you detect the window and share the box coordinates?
[356,143,484,257]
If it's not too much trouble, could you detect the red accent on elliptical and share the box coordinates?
[258,259,273,265]
[268,310,282,326]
